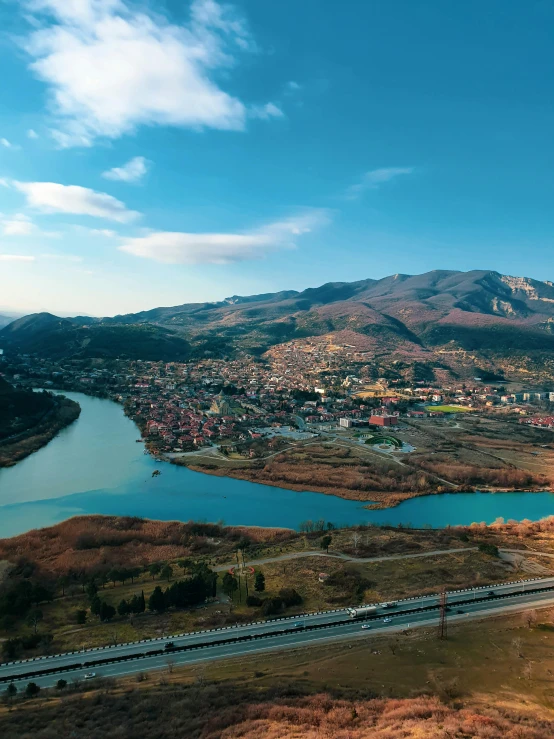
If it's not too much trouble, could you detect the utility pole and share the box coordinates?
[438,590,448,640]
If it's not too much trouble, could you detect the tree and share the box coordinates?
[56,679,67,690]
[90,595,102,617]
[129,592,145,614]
[149,563,161,581]
[279,588,302,607]
[117,599,130,617]
[524,610,538,629]
[2,639,21,661]
[107,568,121,587]
[86,581,98,601]
[26,608,43,634]
[254,572,265,592]
[99,601,116,622]
[148,586,167,613]
[25,682,40,698]
[320,535,332,553]
[31,584,53,605]
[160,564,173,582]
[5,683,17,702]
[75,609,87,625]
[222,573,239,600]
[261,597,283,616]
[58,575,70,597]
[478,542,499,557]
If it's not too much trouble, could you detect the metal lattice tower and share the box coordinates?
[438,590,448,640]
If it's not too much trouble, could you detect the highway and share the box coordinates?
[2,577,554,690]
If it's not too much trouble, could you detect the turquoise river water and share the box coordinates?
[0,391,553,538]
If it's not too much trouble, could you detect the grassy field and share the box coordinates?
[159,606,554,704]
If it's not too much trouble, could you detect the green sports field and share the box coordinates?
[425,404,474,413]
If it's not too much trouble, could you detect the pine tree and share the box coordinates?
[148,586,166,613]
[254,572,266,592]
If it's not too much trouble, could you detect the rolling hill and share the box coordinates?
[0,313,192,361]
[3,270,554,372]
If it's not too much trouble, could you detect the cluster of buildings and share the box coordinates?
[4,340,554,455]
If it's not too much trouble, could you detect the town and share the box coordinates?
[3,335,554,461]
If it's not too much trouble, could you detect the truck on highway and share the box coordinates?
[348,606,378,619]
[381,601,398,609]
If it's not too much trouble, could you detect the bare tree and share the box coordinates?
[351,532,361,553]
[523,610,537,629]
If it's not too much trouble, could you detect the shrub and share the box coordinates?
[246,595,262,607]
[279,588,303,607]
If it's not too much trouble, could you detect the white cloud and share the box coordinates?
[249,102,284,120]
[86,228,117,237]
[346,167,415,199]
[102,156,150,183]
[27,129,39,139]
[2,213,34,236]
[119,210,330,265]
[0,254,35,262]
[286,81,301,92]
[13,181,140,223]
[21,0,275,147]
[1,138,12,148]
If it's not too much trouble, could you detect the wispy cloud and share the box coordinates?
[119,209,330,265]
[102,156,150,183]
[1,212,60,238]
[13,181,140,223]
[40,253,84,262]
[2,213,34,236]
[249,102,284,120]
[1,138,13,149]
[21,0,277,147]
[27,129,39,139]
[346,167,415,200]
[0,254,35,262]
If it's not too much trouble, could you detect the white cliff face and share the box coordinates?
[500,275,554,303]
[491,296,516,315]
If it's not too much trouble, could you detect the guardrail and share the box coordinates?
[3,580,554,684]
[1,576,551,670]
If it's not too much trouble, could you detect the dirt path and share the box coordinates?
[214,546,479,572]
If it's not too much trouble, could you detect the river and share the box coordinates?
[0,391,553,538]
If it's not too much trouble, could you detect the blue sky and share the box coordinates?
[1,0,554,316]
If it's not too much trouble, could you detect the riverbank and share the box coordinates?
[0,395,81,468]
[180,456,550,511]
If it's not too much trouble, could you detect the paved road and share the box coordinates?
[2,577,554,690]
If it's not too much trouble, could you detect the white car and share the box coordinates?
[361,624,371,630]
[383,617,392,624]
[83,672,96,679]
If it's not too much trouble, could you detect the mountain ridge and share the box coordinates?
[2,270,554,372]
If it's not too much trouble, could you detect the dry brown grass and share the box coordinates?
[0,516,295,575]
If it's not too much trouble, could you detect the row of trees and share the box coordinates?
[147,566,217,613]
[0,579,54,627]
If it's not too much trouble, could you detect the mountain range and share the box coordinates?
[2,270,554,374]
